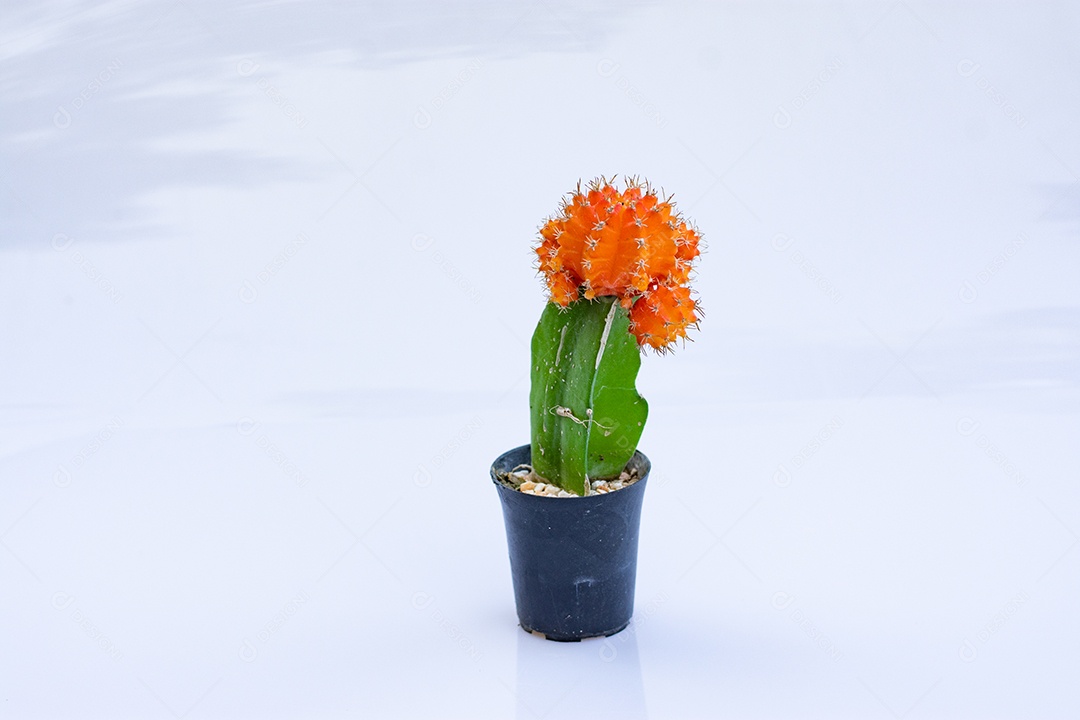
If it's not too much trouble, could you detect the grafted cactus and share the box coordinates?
[529,177,702,494]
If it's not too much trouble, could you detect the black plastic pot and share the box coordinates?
[491,444,650,641]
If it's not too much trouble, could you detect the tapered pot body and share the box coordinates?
[491,444,650,641]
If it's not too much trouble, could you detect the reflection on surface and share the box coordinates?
[515,624,647,719]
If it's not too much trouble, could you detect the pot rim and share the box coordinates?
[490,444,651,499]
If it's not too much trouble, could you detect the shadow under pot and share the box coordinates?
[491,444,650,642]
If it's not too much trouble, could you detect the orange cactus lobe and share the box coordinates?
[629,283,699,350]
[546,269,579,307]
[535,177,702,350]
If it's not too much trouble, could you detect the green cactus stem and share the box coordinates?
[529,297,649,495]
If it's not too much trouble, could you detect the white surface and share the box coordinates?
[2,1,1079,718]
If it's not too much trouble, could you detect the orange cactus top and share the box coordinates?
[536,178,702,350]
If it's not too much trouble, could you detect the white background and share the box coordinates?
[2,1,1078,718]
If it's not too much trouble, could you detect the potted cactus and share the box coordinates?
[491,177,702,641]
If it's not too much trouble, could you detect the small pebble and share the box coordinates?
[516,473,638,497]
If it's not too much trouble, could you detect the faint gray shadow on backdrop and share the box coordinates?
[1040,181,1080,227]
[0,0,652,249]
[703,309,1080,408]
